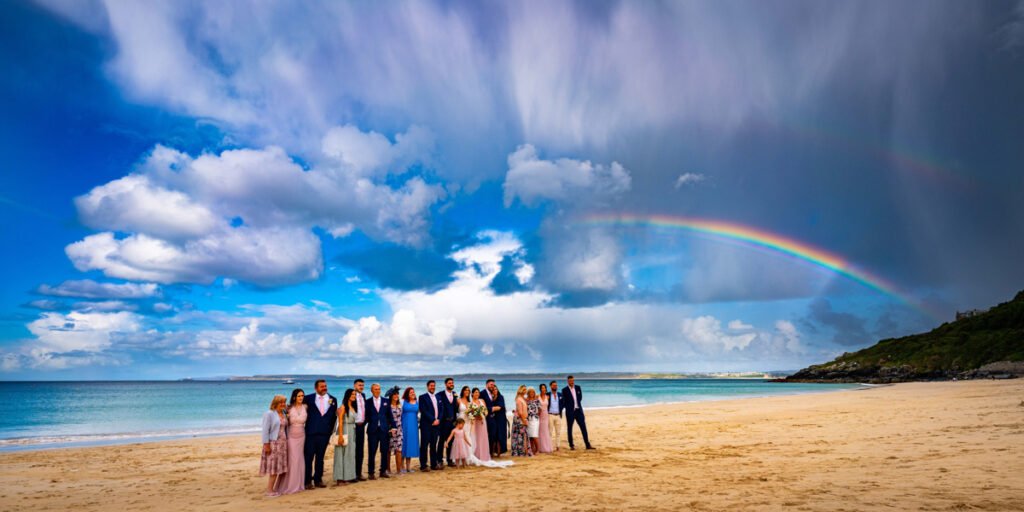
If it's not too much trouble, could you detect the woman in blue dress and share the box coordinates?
[400,386,420,473]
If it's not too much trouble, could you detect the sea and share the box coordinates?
[0,379,858,452]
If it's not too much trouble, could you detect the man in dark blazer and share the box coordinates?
[418,380,441,470]
[303,379,337,488]
[435,377,458,467]
[482,379,507,456]
[562,375,594,450]
[364,383,392,479]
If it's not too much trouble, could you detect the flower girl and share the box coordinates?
[444,418,472,468]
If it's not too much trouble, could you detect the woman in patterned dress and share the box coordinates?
[526,387,541,456]
[387,390,404,474]
[510,385,529,457]
[259,395,288,497]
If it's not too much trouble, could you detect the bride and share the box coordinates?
[464,387,512,468]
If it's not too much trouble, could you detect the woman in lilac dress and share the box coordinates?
[470,387,491,461]
[259,395,288,497]
[536,384,553,454]
[277,389,307,495]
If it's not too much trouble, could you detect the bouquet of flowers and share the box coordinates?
[467,403,488,419]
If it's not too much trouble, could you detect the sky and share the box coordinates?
[1,0,1023,380]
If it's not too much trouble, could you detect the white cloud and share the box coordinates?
[336,310,462,356]
[480,343,494,355]
[674,173,706,188]
[503,144,631,207]
[37,279,160,300]
[2,311,142,370]
[322,124,434,178]
[66,138,445,286]
[680,316,757,352]
[728,320,753,330]
[540,227,624,292]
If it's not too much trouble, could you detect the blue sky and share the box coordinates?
[2,0,1023,379]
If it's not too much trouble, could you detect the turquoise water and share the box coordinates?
[0,379,857,451]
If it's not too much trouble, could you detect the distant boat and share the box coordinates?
[282,379,295,385]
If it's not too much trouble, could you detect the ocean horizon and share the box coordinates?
[0,378,858,452]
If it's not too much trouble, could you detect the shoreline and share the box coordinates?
[0,384,861,453]
[0,379,1021,511]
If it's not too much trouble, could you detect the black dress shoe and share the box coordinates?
[586,446,596,450]
[358,476,367,481]
[380,473,390,479]
[447,462,456,468]
[315,482,326,488]
[305,484,315,490]
[421,466,430,472]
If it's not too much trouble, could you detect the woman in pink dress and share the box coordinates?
[536,384,553,454]
[278,389,307,495]
[470,387,490,461]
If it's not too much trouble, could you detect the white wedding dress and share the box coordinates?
[462,400,513,469]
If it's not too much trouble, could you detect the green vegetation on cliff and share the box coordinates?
[786,290,1024,382]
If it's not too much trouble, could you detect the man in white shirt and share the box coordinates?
[353,378,367,481]
[548,379,563,451]
[561,375,594,450]
[365,383,392,479]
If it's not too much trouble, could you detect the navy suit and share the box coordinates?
[418,392,440,469]
[364,395,392,476]
[435,389,458,465]
[303,393,337,485]
[482,389,507,455]
[562,384,592,449]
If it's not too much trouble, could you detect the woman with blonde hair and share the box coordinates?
[510,385,529,456]
[259,395,288,497]
[526,387,541,455]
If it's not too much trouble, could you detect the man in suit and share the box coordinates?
[303,379,337,488]
[562,375,594,450]
[364,383,391,479]
[481,379,507,456]
[352,378,367,481]
[548,379,564,451]
[436,377,458,467]
[418,380,441,471]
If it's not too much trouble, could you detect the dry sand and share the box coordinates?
[1,380,1022,511]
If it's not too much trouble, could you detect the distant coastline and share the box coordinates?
[207,371,794,382]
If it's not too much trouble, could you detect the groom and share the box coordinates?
[562,375,594,450]
[303,379,337,488]
[436,377,458,468]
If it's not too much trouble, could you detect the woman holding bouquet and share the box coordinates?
[536,383,553,454]
[469,387,490,461]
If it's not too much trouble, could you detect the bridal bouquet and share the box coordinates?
[467,403,487,419]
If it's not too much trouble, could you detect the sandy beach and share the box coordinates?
[1,380,1021,511]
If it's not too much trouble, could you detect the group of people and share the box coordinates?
[259,375,595,497]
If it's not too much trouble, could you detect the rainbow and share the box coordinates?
[579,213,938,319]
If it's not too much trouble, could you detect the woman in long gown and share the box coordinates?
[510,385,529,457]
[332,389,357,485]
[536,384,553,454]
[259,395,288,497]
[388,390,404,475]
[278,389,307,494]
[400,387,420,472]
[470,387,491,461]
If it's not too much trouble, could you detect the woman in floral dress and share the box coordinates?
[510,385,529,457]
[388,390,404,474]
